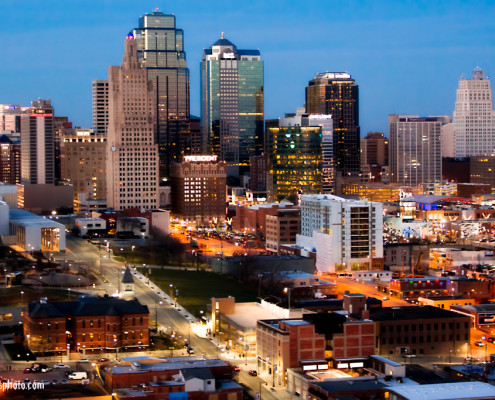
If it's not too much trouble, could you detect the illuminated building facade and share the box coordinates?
[389,115,448,189]
[201,35,263,173]
[106,34,159,211]
[170,155,226,225]
[471,155,495,188]
[453,67,495,157]
[267,116,323,202]
[61,129,107,203]
[0,134,21,184]
[132,11,190,178]
[296,194,384,273]
[20,99,55,185]
[306,72,360,175]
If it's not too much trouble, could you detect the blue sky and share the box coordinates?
[0,0,494,134]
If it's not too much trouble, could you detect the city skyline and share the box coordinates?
[0,1,494,135]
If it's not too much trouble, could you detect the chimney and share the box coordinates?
[362,309,370,320]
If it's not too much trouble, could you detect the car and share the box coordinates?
[248,370,258,376]
[465,355,480,363]
[42,380,50,386]
[23,378,30,384]
[65,370,76,377]
[61,379,67,384]
[98,358,109,363]
[52,379,59,385]
[78,358,90,363]
[23,368,32,374]
[187,347,195,355]
[234,366,241,372]
[475,340,484,347]
[487,337,495,343]
[53,364,70,369]
[382,296,389,301]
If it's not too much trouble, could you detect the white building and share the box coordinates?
[453,67,495,157]
[296,194,383,273]
[75,218,106,237]
[106,34,159,211]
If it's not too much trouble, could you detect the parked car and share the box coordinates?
[248,370,257,376]
[487,337,495,343]
[475,340,484,347]
[234,366,241,372]
[23,368,32,374]
[98,358,109,363]
[68,371,88,380]
[78,358,90,363]
[53,364,69,369]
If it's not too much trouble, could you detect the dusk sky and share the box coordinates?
[1,0,494,134]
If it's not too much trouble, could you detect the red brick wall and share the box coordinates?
[333,321,375,359]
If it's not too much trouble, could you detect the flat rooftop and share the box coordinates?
[109,357,227,375]
[9,209,65,229]
[369,306,468,321]
[388,382,495,400]
[223,302,302,331]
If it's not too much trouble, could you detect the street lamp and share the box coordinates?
[20,291,24,304]
[284,287,291,310]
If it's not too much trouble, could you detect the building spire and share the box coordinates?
[221,32,224,39]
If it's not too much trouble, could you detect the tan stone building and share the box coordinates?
[265,208,300,254]
[170,155,226,225]
[61,129,106,205]
[106,34,158,211]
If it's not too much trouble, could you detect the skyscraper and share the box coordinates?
[20,99,55,185]
[306,72,360,175]
[389,115,449,189]
[132,11,190,178]
[92,80,109,135]
[453,67,495,157]
[106,34,159,211]
[266,115,322,202]
[201,34,264,174]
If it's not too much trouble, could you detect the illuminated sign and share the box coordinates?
[184,155,218,162]
[337,363,348,369]
[4,105,18,110]
[325,73,351,79]
[349,362,364,368]
[302,365,317,371]
[223,52,235,59]
[317,364,329,370]
[29,113,53,117]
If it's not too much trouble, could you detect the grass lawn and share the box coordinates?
[138,268,257,316]
[0,287,86,307]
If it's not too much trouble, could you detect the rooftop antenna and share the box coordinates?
[221,32,224,39]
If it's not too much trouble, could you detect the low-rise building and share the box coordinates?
[265,208,300,254]
[388,382,495,400]
[23,296,149,354]
[273,271,338,299]
[369,306,471,356]
[75,218,106,238]
[450,303,495,332]
[418,296,476,310]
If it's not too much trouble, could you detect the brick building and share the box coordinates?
[232,201,299,237]
[257,318,326,386]
[170,155,226,226]
[23,296,149,354]
[265,208,301,253]
[369,306,471,356]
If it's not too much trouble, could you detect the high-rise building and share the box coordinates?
[188,116,202,155]
[470,155,495,188]
[266,115,322,202]
[389,115,449,189]
[296,194,384,273]
[53,117,72,183]
[132,11,190,178]
[20,99,55,185]
[0,104,23,133]
[453,67,495,157]
[0,133,21,184]
[92,80,109,135]
[360,132,389,182]
[306,72,360,175]
[170,155,226,226]
[201,34,264,173]
[61,129,107,203]
[106,34,159,211]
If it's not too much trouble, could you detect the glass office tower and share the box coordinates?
[132,11,190,178]
[306,72,360,175]
[201,35,263,175]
